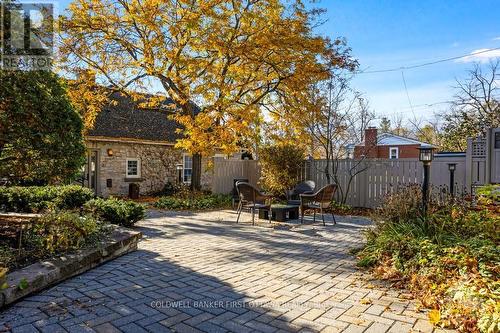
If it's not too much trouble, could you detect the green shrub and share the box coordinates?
[84,197,145,227]
[25,211,101,254]
[0,185,94,213]
[53,185,95,209]
[259,144,305,197]
[357,186,500,332]
[477,184,500,204]
[154,193,231,210]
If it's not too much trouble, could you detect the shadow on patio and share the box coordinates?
[0,248,315,332]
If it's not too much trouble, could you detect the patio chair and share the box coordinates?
[236,182,272,225]
[231,178,248,209]
[300,184,337,226]
[287,180,315,206]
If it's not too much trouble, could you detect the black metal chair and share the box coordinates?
[236,182,272,225]
[232,178,248,209]
[286,180,315,206]
[300,184,337,225]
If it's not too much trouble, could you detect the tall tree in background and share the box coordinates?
[0,70,85,184]
[378,115,412,137]
[270,72,373,203]
[379,117,391,133]
[346,96,374,144]
[441,60,499,151]
[59,0,355,189]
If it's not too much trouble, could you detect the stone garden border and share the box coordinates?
[0,227,142,308]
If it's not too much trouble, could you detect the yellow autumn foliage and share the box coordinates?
[59,0,356,157]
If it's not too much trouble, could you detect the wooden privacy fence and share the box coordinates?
[211,158,260,194]
[210,156,473,209]
[307,157,469,208]
[209,129,495,208]
[308,159,423,208]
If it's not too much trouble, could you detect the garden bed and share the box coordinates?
[356,184,499,332]
[0,225,141,308]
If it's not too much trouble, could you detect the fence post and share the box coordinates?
[485,128,492,184]
[465,138,472,192]
[305,158,312,180]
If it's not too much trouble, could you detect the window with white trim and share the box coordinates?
[183,155,192,184]
[389,147,399,159]
[126,158,141,178]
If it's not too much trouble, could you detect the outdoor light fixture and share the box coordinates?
[176,164,183,183]
[418,146,434,164]
[418,146,435,216]
[448,163,457,197]
[107,148,113,156]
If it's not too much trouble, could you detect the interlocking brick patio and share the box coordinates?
[0,210,454,333]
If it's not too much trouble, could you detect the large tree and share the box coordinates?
[59,0,354,189]
[0,70,85,184]
[268,72,374,204]
[441,60,500,151]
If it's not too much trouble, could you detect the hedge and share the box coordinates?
[84,197,145,227]
[0,185,94,213]
[154,194,232,210]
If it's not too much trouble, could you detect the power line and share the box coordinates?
[400,70,415,116]
[375,101,452,117]
[356,47,500,74]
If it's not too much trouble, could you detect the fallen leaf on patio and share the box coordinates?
[428,309,441,324]
[360,298,372,305]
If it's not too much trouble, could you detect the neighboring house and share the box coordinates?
[83,93,212,197]
[352,127,433,159]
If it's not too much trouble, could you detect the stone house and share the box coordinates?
[352,127,433,159]
[83,93,213,197]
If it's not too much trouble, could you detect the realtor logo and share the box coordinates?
[1,1,54,70]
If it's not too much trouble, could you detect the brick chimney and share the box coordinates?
[364,127,378,158]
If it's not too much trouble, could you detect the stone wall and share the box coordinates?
[86,140,180,197]
[85,139,214,197]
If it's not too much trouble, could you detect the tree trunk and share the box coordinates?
[324,160,331,183]
[191,153,202,191]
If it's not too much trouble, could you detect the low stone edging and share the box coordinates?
[0,226,142,308]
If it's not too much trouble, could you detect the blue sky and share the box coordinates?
[56,0,500,123]
[310,0,500,123]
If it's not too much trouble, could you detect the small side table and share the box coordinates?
[259,204,300,222]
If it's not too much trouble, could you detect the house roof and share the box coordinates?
[86,92,189,143]
[356,132,434,148]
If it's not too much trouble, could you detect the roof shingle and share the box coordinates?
[86,93,182,142]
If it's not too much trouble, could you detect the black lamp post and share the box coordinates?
[418,147,435,215]
[448,163,457,197]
